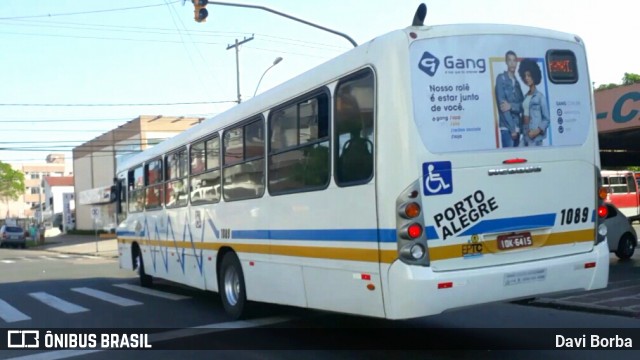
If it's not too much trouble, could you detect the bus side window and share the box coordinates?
[145,158,163,210]
[627,175,637,194]
[128,166,144,213]
[223,117,266,202]
[334,69,375,186]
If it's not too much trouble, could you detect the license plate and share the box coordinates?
[504,268,547,286]
[497,232,533,250]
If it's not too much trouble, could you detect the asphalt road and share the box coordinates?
[0,243,639,359]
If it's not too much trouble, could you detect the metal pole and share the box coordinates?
[235,39,240,103]
[94,217,98,253]
[227,36,254,104]
[39,189,43,225]
[208,1,357,48]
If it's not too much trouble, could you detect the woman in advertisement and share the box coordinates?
[518,58,550,146]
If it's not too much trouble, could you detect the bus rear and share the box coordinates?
[381,25,608,319]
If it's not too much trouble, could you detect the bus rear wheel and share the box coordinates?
[219,252,247,320]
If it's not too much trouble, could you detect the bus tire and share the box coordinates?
[219,252,247,320]
[615,233,636,260]
[135,249,153,287]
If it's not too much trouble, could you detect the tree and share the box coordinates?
[622,72,640,86]
[596,83,619,91]
[595,72,640,91]
[0,162,25,211]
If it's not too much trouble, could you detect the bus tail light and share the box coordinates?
[400,223,423,239]
[595,168,606,245]
[400,202,421,219]
[396,180,430,266]
[597,205,608,218]
[598,187,607,200]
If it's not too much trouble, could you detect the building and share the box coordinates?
[0,154,72,221]
[595,83,640,167]
[73,115,201,231]
[42,176,75,230]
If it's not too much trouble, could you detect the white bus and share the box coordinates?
[113,7,609,320]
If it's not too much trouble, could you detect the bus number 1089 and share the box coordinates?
[560,207,589,225]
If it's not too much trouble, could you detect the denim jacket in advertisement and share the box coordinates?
[494,71,524,133]
[523,89,550,143]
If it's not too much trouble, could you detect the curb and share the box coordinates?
[37,247,119,259]
[521,297,640,318]
[48,250,119,259]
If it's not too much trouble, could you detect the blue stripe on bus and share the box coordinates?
[117,230,140,236]
[117,214,554,242]
[458,213,556,236]
[233,229,397,243]
[425,226,439,240]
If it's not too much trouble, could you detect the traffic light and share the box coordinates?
[193,0,208,23]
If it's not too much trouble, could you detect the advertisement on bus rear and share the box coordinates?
[410,35,591,153]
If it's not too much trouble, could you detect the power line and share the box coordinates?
[0,30,334,59]
[0,113,218,122]
[0,128,199,132]
[0,100,235,107]
[0,117,131,123]
[0,19,348,50]
[0,2,181,20]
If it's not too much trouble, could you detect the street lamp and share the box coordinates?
[254,57,283,97]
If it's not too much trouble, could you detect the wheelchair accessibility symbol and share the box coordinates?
[423,161,453,196]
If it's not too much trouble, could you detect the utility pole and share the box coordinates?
[227,35,254,104]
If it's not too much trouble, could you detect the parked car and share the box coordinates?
[604,203,637,259]
[0,225,26,249]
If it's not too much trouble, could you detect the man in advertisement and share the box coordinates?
[495,50,524,147]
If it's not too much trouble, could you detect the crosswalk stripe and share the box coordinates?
[113,283,191,300]
[38,256,57,261]
[0,298,31,323]
[1,260,15,264]
[72,287,142,307]
[29,292,89,314]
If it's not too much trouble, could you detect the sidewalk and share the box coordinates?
[31,232,119,258]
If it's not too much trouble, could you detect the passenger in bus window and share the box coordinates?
[519,58,550,146]
[191,153,205,174]
[495,50,524,148]
[335,91,373,183]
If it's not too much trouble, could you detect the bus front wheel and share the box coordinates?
[219,252,247,320]
[135,248,153,287]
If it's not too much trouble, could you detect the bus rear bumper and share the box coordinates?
[385,241,609,320]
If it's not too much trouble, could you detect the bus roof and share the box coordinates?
[116,23,584,174]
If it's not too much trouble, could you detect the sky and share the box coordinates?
[0,0,638,165]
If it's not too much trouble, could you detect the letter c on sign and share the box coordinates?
[612,91,640,123]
